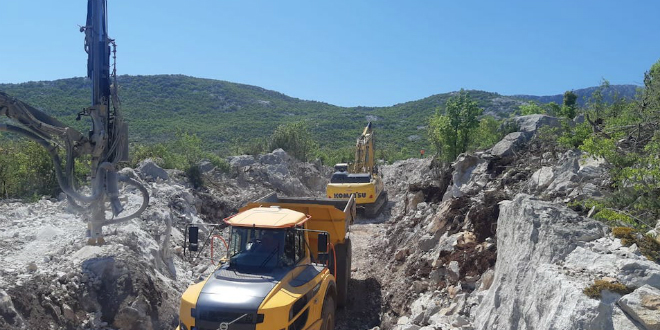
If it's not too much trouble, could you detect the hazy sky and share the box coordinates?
[1,1,659,107]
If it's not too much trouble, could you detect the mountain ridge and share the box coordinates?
[0,75,638,156]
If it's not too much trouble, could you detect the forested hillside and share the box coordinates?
[1,75,633,158]
[514,84,638,107]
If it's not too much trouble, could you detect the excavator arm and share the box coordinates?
[0,0,148,244]
[350,121,375,174]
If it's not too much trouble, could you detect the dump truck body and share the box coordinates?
[176,193,355,330]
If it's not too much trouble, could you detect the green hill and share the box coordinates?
[0,75,633,157]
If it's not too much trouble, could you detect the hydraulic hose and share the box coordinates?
[0,124,147,213]
[103,175,150,225]
[0,123,97,201]
[1,123,149,228]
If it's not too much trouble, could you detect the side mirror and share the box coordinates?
[188,226,199,252]
[317,233,328,253]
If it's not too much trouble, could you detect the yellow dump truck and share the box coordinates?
[176,193,355,330]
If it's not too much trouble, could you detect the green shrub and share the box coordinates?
[593,209,636,227]
[0,139,60,200]
[518,101,546,115]
[611,226,660,262]
[129,131,230,186]
[558,122,592,149]
[269,120,317,161]
[583,280,633,299]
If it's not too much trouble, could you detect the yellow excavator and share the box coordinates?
[177,193,355,330]
[326,122,387,217]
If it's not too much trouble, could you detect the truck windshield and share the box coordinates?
[228,227,286,273]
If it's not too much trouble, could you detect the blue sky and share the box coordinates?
[1,1,659,107]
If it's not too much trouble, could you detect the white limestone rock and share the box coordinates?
[473,194,611,330]
[618,285,660,330]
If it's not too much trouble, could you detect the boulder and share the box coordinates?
[443,154,489,200]
[510,114,561,138]
[0,289,24,327]
[259,152,283,165]
[578,156,608,180]
[612,305,644,330]
[491,115,561,158]
[137,159,169,181]
[528,166,554,192]
[618,285,660,330]
[227,155,255,168]
[197,160,215,173]
[490,132,527,158]
[271,148,291,162]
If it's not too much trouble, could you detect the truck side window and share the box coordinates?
[230,231,243,257]
[283,230,296,266]
[295,230,306,263]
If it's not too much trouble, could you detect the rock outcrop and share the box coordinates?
[474,194,660,330]
[381,114,659,330]
[474,195,610,329]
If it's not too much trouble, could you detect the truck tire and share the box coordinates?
[321,295,335,330]
[334,238,352,307]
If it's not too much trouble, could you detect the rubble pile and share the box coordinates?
[195,148,330,221]
[0,178,195,330]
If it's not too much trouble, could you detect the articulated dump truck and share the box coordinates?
[177,193,356,330]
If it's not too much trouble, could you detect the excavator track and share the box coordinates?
[363,191,388,218]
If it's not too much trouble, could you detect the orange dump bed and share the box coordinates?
[239,193,356,251]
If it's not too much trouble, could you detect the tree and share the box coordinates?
[588,79,610,120]
[560,90,578,119]
[578,60,660,227]
[428,90,483,161]
[546,102,561,117]
[269,120,318,161]
[470,116,501,150]
[518,101,546,115]
[563,90,578,108]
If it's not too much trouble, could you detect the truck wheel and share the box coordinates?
[335,238,352,307]
[321,295,335,330]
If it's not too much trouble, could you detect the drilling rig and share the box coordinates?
[0,0,148,244]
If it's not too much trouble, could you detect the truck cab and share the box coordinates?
[177,194,355,330]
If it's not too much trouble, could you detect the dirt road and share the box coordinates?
[336,211,390,330]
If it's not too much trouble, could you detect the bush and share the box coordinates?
[0,139,60,200]
[269,120,318,161]
[130,131,229,186]
[558,122,592,149]
[583,280,633,299]
[611,226,660,262]
[518,101,546,115]
[470,116,502,150]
